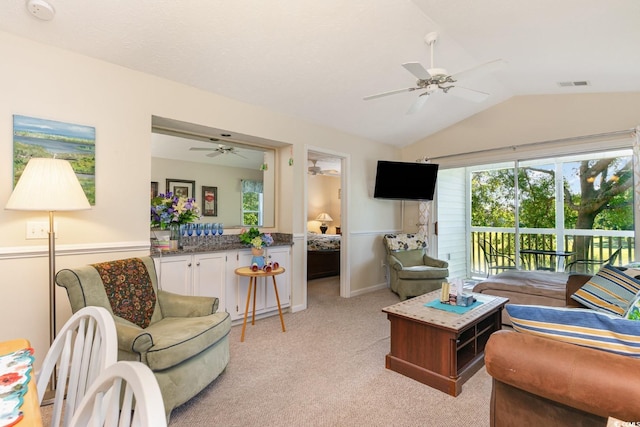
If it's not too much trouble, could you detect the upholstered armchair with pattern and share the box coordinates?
[383,233,449,300]
[56,256,231,421]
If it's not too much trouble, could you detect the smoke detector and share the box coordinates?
[26,0,55,21]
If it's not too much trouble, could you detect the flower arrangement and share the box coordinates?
[238,227,273,249]
[150,192,200,229]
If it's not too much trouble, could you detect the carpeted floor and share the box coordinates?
[40,277,492,426]
[167,277,492,426]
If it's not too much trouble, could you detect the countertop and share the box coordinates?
[151,232,293,257]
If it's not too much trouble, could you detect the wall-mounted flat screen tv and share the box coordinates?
[374,161,439,201]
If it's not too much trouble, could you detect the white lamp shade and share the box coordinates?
[6,158,91,211]
[316,212,333,222]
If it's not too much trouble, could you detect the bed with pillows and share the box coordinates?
[307,232,341,280]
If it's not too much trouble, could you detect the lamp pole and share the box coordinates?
[48,210,56,348]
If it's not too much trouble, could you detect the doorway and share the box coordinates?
[306,149,349,300]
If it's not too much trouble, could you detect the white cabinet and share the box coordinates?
[263,246,291,313]
[227,246,291,321]
[153,245,291,322]
[154,252,227,310]
[193,252,227,309]
[154,255,191,295]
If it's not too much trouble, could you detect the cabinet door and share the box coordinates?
[155,255,192,295]
[233,250,266,319]
[264,246,291,311]
[224,251,240,319]
[192,252,226,309]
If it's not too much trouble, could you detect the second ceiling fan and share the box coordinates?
[189,143,247,158]
[364,32,505,114]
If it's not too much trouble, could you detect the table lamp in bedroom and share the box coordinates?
[316,212,333,234]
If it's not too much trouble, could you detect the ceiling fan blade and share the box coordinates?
[402,62,431,80]
[451,59,506,82]
[447,86,490,103]
[189,147,216,151]
[206,151,223,158]
[363,87,416,100]
[406,92,430,114]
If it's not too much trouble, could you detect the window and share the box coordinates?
[241,180,264,226]
[467,149,634,276]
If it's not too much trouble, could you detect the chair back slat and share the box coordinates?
[37,306,118,427]
[70,362,167,427]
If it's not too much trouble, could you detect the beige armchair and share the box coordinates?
[383,233,449,300]
[56,256,231,421]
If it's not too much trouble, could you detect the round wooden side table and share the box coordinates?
[234,266,286,342]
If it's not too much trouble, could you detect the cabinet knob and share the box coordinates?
[196,262,200,266]
[188,263,192,267]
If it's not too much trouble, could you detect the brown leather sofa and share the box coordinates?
[485,274,640,426]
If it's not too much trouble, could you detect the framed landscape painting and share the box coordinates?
[13,115,96,204]
[166,179,195,199]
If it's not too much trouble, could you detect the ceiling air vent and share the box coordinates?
[558,81,590,87]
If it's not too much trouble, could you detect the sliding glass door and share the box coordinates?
[440,148,634,278]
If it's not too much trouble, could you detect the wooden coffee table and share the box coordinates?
[382,290,508,396]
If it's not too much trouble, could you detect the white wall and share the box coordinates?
[0,31,398,366]
[402,93,640,163]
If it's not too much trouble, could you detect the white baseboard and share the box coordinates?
[291,303,307,313]
[349,282,388,297]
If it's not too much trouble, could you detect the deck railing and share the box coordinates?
[471,231,635,277]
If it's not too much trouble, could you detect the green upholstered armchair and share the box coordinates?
[383,233,449,300]
[55,256,231,421]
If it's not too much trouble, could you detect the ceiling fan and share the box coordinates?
[363,32,505,114]
[189,144,247,158]
[308,160,339,176]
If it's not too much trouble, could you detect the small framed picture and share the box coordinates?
[151,181,159,198]
[202,186,218,216]
[166,179,195,199]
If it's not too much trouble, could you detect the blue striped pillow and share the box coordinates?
[506,304,640,358]
[570,264,640,315]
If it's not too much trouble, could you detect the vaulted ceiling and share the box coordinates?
[1,0,639,148]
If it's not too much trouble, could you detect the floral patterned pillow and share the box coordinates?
[384,233,428,252]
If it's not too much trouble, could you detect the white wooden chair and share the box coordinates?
[37,306,118,427]
[69,361,167,427]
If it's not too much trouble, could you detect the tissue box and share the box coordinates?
[456,293,475,307]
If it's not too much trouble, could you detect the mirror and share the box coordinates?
[151,117,276,228]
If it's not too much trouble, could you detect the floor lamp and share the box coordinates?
[5,158,90,394]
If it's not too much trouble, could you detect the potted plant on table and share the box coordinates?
[239,227,273,268]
